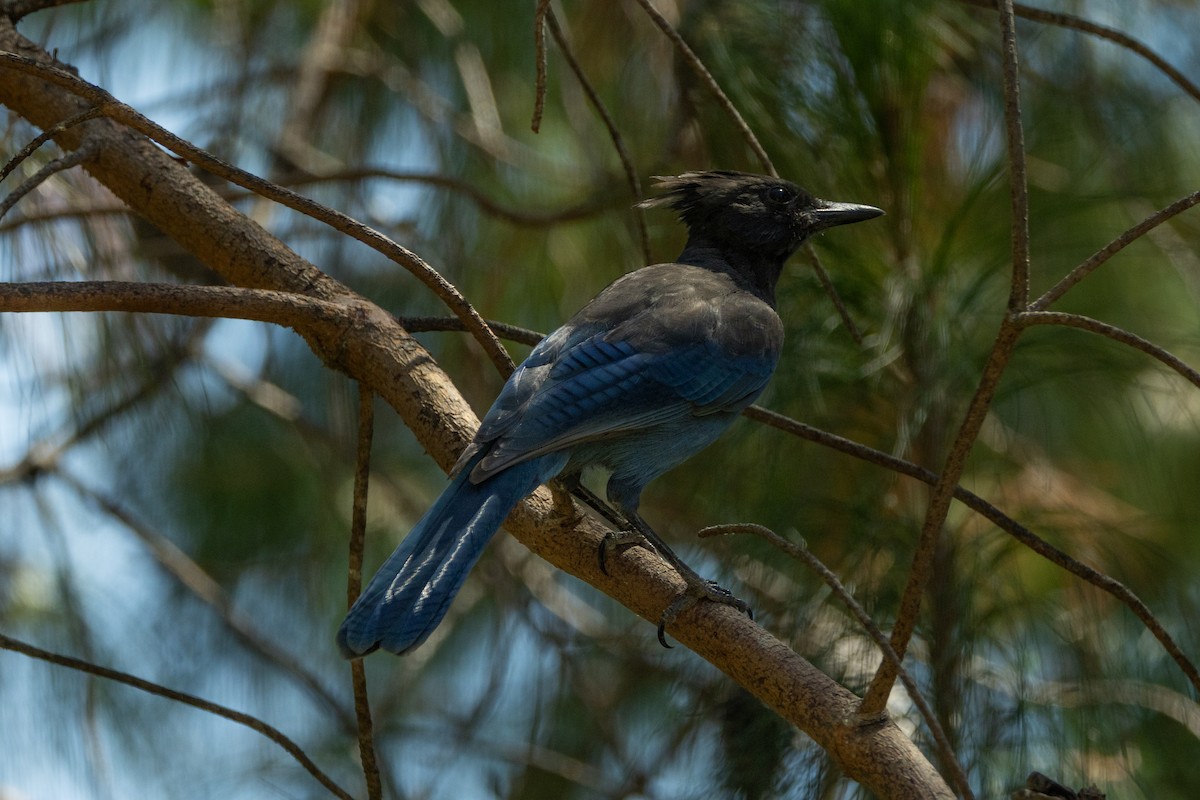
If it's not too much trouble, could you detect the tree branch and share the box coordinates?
[0,632,356,800]
[2,0,89,21]
[744,406,1200,697]
[1030,189,1200,311]
[0,277,953,796]
[630,0,775,176]
[9,282,1192,706]
[997,0,1031,311]
[959,0,1200,106]
[0,23,954,792]
[531,0,552,133]
[348,384,382,800]
[52,470,358,733]
[545,7,650,262]
[0,47,515,376]
[0,104,104,182]
[1016,311,1200,389]
[862,0,1033,715]
[0,280,359,329]
[0,141,96,220]
[700,524,975,800]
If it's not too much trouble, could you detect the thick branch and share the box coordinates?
[701,524,975,800]
[3,0,88,21]
[0,282,951,795]
[0,45,514,375]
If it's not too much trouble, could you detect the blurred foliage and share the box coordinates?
[2,0,1200,798]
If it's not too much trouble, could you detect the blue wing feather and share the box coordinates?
[470,329,776,478]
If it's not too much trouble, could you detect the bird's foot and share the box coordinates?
[657,580,753,649]
[598,529,657,575]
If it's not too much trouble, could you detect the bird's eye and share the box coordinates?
[765,185,792,206]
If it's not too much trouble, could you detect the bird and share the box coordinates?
[337,170,882,657]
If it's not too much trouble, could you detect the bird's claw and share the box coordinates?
[656,580,753,648]
[598,529,657,575]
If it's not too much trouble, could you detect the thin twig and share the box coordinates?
[347,386,374,609]
[51,470,358,731]
[0,170,611,232]
[0,52,515,376]
[804,245,863,346]
[959,0,1200,106]
[545,8,650,262]
[862,328,1023,716]
[1030,190,1200,311]
[0,281,356,328]
[699,523,976,800]
[743,405,1200,697]
[997,0,1030,311]
[1016,311,1200,389]
[399,314,544,347]
[348,384,382,800]
[531,0,552,133]
[0,142,96,221]
[861,0,1033,715]
[630,0,776,176]
[284,168,610,226]
[0,632,356,800]
[0,325,205,482]
[276,0,362,173]
[0,105,104,183]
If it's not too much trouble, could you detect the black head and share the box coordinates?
[639,170,883,266]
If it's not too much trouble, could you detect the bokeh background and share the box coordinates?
[2,0,1200,797]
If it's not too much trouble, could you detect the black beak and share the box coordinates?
[811,200,885,231]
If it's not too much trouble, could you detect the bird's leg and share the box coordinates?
[553,478,654,575]
[555,478,645,576]
[619,511,752,648]
[561,476,627,529]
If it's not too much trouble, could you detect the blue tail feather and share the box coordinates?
[337,453,564,657]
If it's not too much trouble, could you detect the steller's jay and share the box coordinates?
[337,171,882,657]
